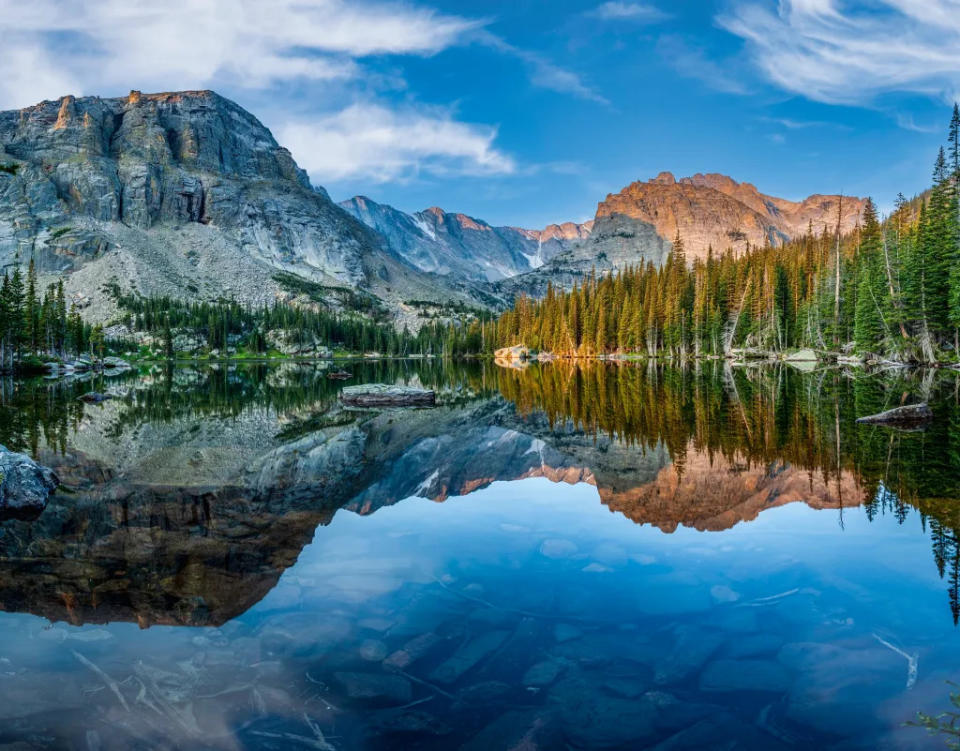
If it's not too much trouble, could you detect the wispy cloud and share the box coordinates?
[0,0,482,108]
[589,2,669,23]
[895,112,941,134]
[656,35,749,95]
[762,116,835,129]
[478,32,609,105]
[278,104,516,183]
[719,0,960,106]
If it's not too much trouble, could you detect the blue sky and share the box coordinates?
[1,0,958,227]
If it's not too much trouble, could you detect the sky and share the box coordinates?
[0,0,958,228]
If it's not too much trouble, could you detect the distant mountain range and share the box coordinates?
[340,196,591,283]
[0,89,865,320]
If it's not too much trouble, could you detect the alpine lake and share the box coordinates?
[2,358,960,750]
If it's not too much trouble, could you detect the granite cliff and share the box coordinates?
[0,90,480,320]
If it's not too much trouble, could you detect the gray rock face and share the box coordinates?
[494,213,671,298]
[0,90,477,318]
[0,446,59,510]
[341,196,591,282]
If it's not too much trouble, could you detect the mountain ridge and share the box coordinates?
[340,195,592,282]
[497,171,866,297]
[0,88,869,320]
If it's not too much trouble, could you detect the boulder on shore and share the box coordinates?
[340,384,435,408]
[102,356,132,371]
[494,345,529,361]
[785,348,818,362]
[856,403,933,427]
[0,445,59,510]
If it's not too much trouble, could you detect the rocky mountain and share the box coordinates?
[0,90,480,321]
[0,89,869,315]
[596,172,866,260]
[497,172,866,298]
[340,195,591,282]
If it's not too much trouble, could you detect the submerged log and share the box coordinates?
[340,384,435,407]
[856,403,933,427]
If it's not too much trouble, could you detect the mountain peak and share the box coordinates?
[651,171,676,185]
[596,171,865,260]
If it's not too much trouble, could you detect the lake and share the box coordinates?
[1,359,959,750]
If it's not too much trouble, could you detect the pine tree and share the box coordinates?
[24,258,39,354]
[853,199,889,352]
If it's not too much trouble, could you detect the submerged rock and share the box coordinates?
[429,629,510,684]
[856,403,932,427]
[340,384,436,407]
[523,660,565,687]
[333,671,412,705]
[0,446,59,510]
[371,708,451,737]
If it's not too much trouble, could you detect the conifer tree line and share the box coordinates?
[486,105,960,364]
[0,257,90,372]
[111,291,492,357]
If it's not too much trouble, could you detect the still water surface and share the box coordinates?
[1,360,959,750]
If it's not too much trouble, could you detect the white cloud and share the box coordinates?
[0,0,613,184]
[278,104,516,183]
[589,2,669,22]
[719,0,960,106]
[0,0,481,109]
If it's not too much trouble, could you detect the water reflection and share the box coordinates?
[0,360,959,748]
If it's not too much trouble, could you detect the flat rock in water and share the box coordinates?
[429,629,510,684]
[523,660,564,687]
[340,384,435,407]
[333,671,412,705]
[0,446,59,511]
[856,403,932,427]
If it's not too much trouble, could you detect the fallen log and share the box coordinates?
[340,384,435,408]
[856,403,933,427]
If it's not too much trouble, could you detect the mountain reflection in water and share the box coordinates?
[0,360,958,749]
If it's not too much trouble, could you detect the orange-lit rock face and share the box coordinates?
[595,172,866,261]
[597,444,865,532]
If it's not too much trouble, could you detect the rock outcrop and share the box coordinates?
[340,196,591,282]
[0,90,480,320]
[0,446,58,511]
[593,171,865,262]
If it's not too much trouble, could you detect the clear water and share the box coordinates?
[0,361,958,750]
